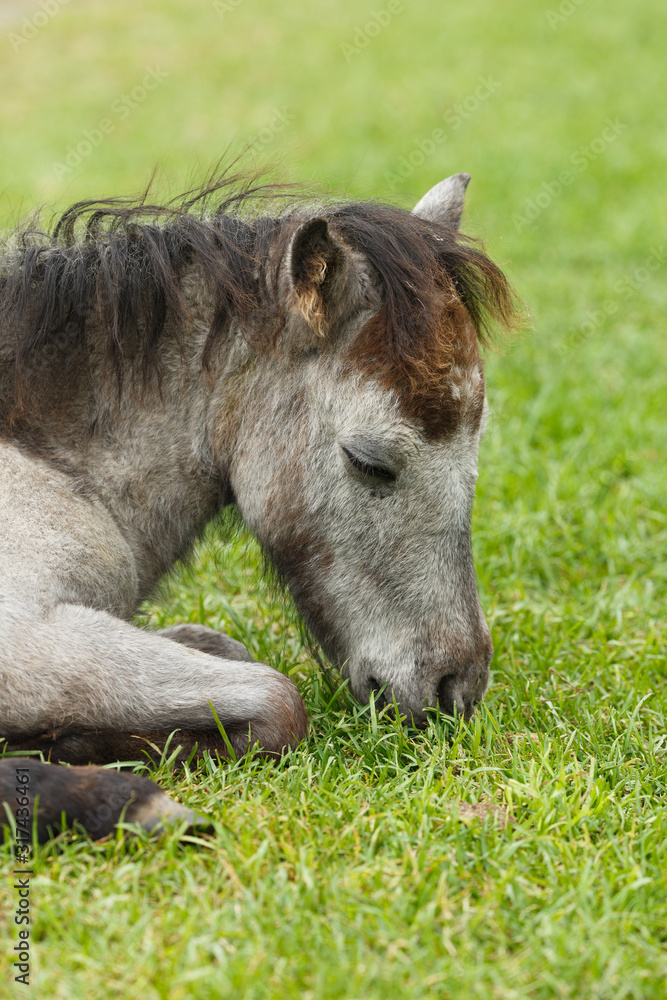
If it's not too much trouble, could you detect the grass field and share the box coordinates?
[1,0,666,997]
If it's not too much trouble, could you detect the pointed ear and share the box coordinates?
[412,173,471,230]
[288,217,348,336]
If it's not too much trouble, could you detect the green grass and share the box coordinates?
[1,0,666,996]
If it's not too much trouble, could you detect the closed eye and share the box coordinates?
[342,446,397,483]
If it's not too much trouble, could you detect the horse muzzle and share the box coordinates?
[349,636,493,726]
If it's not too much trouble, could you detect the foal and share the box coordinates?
[0,172,515,838]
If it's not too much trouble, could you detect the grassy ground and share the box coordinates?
[1,0,666,996]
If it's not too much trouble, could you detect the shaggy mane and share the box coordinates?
[0,168,518,435]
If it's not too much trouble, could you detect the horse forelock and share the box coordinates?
[325,202,514,438]
[342,300,484,439]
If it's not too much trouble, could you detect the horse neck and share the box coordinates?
[96,309,260,597]
[18,291,252,601]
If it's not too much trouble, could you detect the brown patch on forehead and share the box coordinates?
[344,298,484,439]
[327,200,517,440]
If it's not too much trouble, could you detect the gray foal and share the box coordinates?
[0,171,515,838]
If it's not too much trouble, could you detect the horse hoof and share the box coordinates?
[125,790,213,837]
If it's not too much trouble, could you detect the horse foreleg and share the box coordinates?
[0,601,308,760]
[0,758,208,842]
[0,601,307,839]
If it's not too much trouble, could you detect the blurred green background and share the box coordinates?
[0,1,665,998]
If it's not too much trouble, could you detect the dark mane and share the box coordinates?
[0,171,293,393]
[0,169,518,432]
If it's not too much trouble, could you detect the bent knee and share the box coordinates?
[268,671,309,749]
[234,672,308,759]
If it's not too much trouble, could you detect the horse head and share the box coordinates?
[225,174,515,725]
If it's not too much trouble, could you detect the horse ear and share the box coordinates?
[288,217,348,336]
[412,173,471,230]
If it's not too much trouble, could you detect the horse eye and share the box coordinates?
[342,446,397,483]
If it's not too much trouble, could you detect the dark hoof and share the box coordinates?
[158,625,257,663]
[124,790,212,837]
[159,624,256,662]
